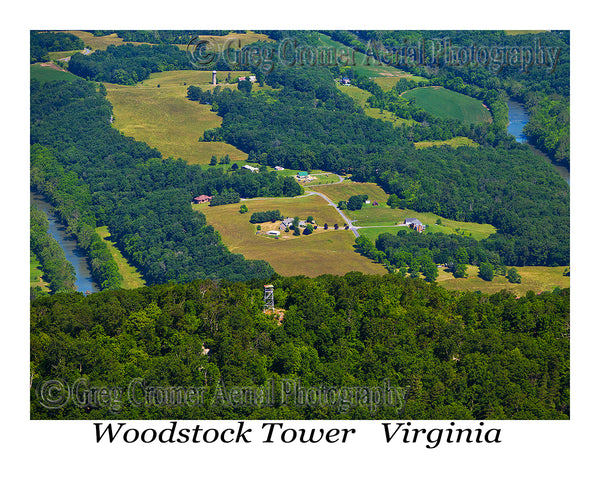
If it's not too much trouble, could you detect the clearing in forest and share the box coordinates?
[194,195,386,277]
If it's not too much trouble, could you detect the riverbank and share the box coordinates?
[506,98,570,185]
[30,191,99,294]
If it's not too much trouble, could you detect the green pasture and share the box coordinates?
[401,86,492,124]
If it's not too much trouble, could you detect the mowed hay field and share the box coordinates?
[194,195,386,277]
[174,32,273,50]
[61,31,147,50]
[436,265,569,296]
[106,70,252,165]
[414,137,479,149]
[310,181,390,205]
[402,87,492,124]
[30,251,50,293]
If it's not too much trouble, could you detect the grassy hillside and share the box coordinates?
[414,137,479,149]
[402,86,492,124]
[106,70,252,165]
[30,251,49,293]
[30,63,79,83]
[436,265,569,296]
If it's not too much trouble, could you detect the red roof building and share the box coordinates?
[193,195,213,204]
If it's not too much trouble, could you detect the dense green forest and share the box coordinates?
[30,274,569,420]
[355,231,507,280]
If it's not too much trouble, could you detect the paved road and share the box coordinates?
[308,190,359,238]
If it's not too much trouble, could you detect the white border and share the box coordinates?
[4,1,597,477]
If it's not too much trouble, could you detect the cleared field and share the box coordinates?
[47,50,80,61]
[402,87,492,124]
[316,33,419,78]
[106,70,251,165]
[436,265,569,296]
[30,63,79,83]
[373,75,427,91]
[61,31,139,50]
[310,181,390,205]
[174,32,272,50]
[303,173,341,186]
[357,226,406,241]
[415,137,479,149]
[336,84,417,127]
[30,251,50,292]
[505,30,549,35]
[96,226,145,289]
[195,196,386,277]
[353,206,496,240]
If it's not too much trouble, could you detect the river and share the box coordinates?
[506,99,570,185]
[30,191,99,294]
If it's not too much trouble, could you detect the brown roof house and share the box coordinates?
[193,195,213,204]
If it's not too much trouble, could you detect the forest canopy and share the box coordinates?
[30,273,570,420]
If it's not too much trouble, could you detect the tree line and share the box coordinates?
[250,210,283,224]
[30,204,76,295]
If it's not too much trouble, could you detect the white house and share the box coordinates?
[243,165,259,173]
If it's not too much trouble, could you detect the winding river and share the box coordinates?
[506,99,570,185]
[31,191,99,294]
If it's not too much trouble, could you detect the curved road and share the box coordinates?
[307,190,359,238]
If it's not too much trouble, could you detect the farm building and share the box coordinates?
[274,166,285,171]
[340,77,351,85]
[266,230,280,236]
[280,218,294,230]
[404,218,425,233]
[297,171,308,178]
[243,165,259,172]
[238,75,257,83]
[193,195,213,204]
[279,218,306,230]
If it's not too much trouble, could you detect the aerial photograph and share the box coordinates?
[29,29,570,421]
